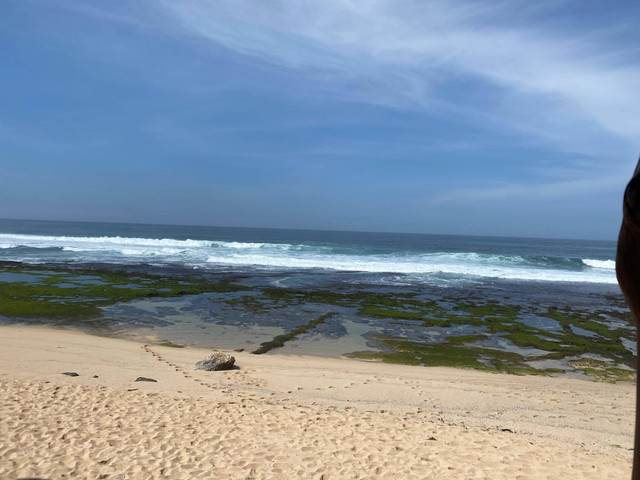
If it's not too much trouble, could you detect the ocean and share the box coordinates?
[0,218,632,378]
[0,218,618,287]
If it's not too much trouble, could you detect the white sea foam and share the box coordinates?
[218,242,267,249]
[0,234,283,255]
[582,258,616,270]
[0,233,213,249]
[204,253,617,284]
[0,233,617,284]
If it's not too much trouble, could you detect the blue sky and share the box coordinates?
[1,0,638,240]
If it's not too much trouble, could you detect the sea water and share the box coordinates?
[0,218,617,287]
[0,218,625,360]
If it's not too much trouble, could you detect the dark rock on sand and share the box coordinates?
[195,351,235,371]
[134,377,157,382]
[62,372,79,377]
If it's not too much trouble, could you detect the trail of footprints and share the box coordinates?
[140,344,439,422]
[135,346,539,441]
[140,344,264,396]
[140,344,394,396]
[141,344,222,392]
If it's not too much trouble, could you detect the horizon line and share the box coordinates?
[0,216,618,244]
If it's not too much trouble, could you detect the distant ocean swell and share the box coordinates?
[0,233,617,285]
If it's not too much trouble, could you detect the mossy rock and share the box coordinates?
[158,340,185,348]
[568,359,636,383]
[252,312,337,354]
[0,264,251,321]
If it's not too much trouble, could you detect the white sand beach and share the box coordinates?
[0,325,634,479]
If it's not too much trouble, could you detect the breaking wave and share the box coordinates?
[0,233,617,284]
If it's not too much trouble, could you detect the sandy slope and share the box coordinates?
[0,325,634,479]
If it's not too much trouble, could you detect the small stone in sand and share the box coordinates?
[134,377,157,382]
[195,352,235,371]
[62,372,79,377]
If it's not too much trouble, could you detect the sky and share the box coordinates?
[1,0,639,240]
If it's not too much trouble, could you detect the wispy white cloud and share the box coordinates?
[32,0,640,205]
[151,0,639,149]
[114,0,637,206]
[49,0,640,158]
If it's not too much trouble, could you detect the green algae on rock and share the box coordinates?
[157,340,185,348]
[1,262,635,380]
[0,263,250,322]
[567,358,636,383]
[252,312,338,354]
[221,284,635,379]
[347,336,550,376]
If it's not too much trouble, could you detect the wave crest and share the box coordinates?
[582,259,616,270]
[0,232,617,284]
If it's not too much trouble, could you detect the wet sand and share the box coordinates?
[0,325,634,479]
